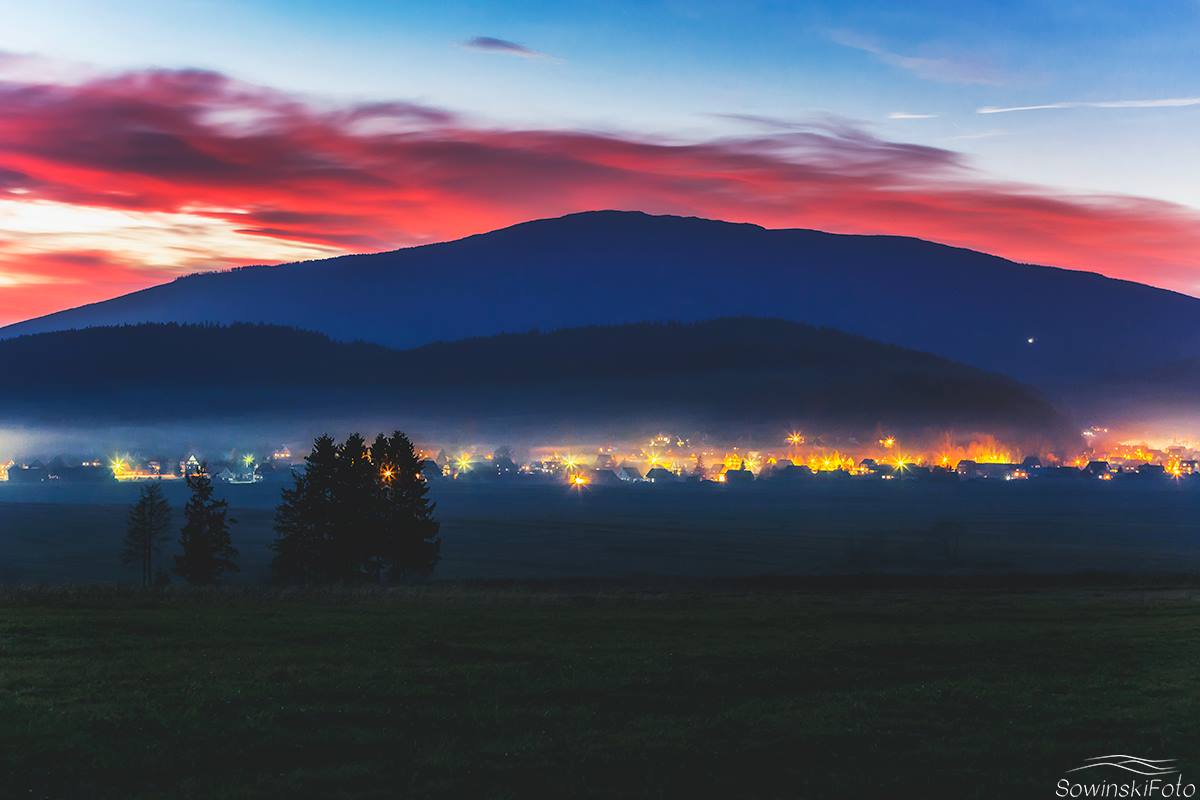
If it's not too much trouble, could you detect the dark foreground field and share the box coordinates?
[3,580,1199,798]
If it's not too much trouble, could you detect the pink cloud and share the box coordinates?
[1,61,1199,325]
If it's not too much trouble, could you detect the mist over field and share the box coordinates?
[3,478,1199,587]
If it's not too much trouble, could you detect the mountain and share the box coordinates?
[0,319,1071,446]
[5,210,1197,386]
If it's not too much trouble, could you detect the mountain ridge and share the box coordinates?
[5,210,1197,388]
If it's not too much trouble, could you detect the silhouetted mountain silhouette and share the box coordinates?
[0,319,1070,444]
[4,211,1195,385]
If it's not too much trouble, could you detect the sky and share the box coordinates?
[1,0,1199,324]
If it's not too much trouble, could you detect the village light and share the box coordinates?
[110,456,129,477]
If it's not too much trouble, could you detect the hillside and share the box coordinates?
[0,319,1071,444]
[3,211,1197,387]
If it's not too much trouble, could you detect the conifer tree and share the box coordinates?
[332,433,379,581]
[372,431,440,580]
[174,468,238,585]
[122,482,171,587]
[272,431,440,584]
[272,435,338,583]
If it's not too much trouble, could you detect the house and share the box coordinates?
[588,468,624,486]
[594,453,618,470]
[955,460,980,479]
[895,464,930,480]
[957,461,1025,480]
[723,460,754,485]
[616,464,644,482]
[1041,465,1084,480]
[645,467,677,483]
[771,464,813,481]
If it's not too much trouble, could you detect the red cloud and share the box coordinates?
[2,63,1200,326]
[0,249,162,321]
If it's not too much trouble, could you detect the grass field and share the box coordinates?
[3,479,1200,583]
[4,580,1200,798]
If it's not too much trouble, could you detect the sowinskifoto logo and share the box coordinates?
[1057,756,1195,798]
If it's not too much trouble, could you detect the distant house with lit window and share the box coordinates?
[723,461,754,485]
[616,464,643,482]
[645,467,677,483]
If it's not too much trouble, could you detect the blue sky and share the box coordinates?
[4,0,1198,206]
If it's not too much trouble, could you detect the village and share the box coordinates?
[3,430,1198,487]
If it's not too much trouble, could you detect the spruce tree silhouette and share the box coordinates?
[122,482,171,587]
[174,467,238,585]
[272,434,338,583]
[334,433,379,581]
[371,431,440,580]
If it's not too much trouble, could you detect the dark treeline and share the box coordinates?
[0,318,1030,387]
[0,318,1069,437]
[122,430,439,586]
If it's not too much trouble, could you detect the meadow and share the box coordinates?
[1,479,1198,584]
[3,581,1200,798]
[3,481,1200,796]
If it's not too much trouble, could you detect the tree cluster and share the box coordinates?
[272,432,440,584]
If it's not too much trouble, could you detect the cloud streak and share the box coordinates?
[830,31,1003,85]
[463,36,549,59]
[980,97,1200,114]
[1,60,1199,324]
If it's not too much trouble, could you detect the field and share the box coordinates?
[2,479,1199,583]
[4,479,1199,796]
[3,581,1200,798]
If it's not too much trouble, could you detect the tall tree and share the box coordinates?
[272,434,338,584]
[175,468,238,585]
[372,431,440,580]
[333,433,381,581]
[122,482,171,587]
